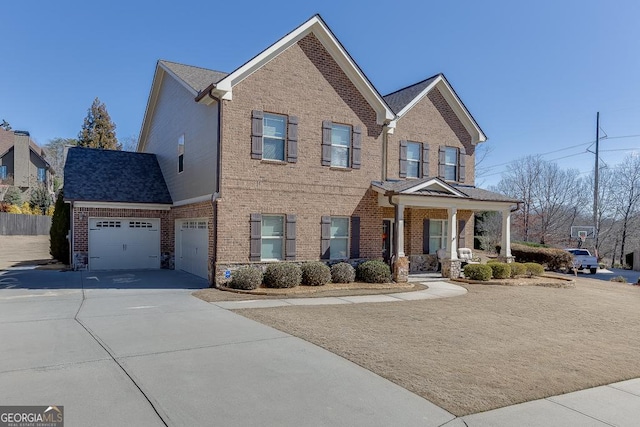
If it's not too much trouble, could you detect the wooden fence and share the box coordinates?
[0,212,52,235]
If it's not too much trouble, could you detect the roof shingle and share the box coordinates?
[64,147,172,204]
[159,60,228,93]
[383,74,440,114]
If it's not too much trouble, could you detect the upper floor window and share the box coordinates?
[251,110,298,163]
[37,167,46,182]
[406,142,421,178]
[444,147,457,181]
[263,114,286,161]
[178,134,185,173]
[399,140,429,179]
[321,121,361,169]
[0,165,6,180]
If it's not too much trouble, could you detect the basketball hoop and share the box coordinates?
[577,230,587,248]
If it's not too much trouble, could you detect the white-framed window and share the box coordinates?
[263,113,286,161]
[0,165,7,180]
[261,215,284,260]
[429,219,448,254]
[331,124,351,168]
[178,134,185,173]
[37,167,46,182]
[444,147,457,181]
[406,142,421,178]
[330,217,349,259]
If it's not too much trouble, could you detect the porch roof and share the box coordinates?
[371,178,520,204]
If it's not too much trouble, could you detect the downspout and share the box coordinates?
[382,126,388,181]
[208,88,223,287]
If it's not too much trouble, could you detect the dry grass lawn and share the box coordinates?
[236,277,640,416]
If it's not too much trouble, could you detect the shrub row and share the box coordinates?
[463,262,544,281]
[510,243,573,270]
[229,260,390,290]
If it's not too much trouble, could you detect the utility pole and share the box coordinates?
[593,112,599,252]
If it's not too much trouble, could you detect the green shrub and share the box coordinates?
[464,264,492,281]
[610,275,627,283]
[229,267,263,290]
[263,262,302,288]
[487,259,500,264]
[301,261,331,286]
[524,262,545,277]
[510,262,527,277]
[356,260,391,283]
[2,186,22,205]
[489,262,511,279]
[513,240,550,248]
[331,262,355,283]
[49,190,70,264]
[511,244,572,270]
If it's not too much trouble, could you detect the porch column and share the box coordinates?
[447,207,458,260]
[395,203,405,258]
[501,209,512,259]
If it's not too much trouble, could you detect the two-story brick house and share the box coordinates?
[64,15,518,284]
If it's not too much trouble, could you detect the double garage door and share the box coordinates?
[88,218,160,270]
[175,219,209,279]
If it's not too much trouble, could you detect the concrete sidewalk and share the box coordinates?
[212,280,467,309]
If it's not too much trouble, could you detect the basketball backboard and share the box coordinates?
[570,226,596,239]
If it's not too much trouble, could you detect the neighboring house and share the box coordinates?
[64,14,519,284]
[0,128,54,199]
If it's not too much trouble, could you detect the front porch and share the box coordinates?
[372,178,520,280]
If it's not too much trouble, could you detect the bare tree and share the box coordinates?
[120,134,139,152]
[612,155,640,265]
[474,143,495,186]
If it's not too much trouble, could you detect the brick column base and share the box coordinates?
[441,259,462,279]
[393,257,409,283]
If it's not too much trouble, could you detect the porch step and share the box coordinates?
[408,273,445,282]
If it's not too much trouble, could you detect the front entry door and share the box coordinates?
[382,220,393,265]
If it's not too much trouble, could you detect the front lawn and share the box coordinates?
[235,277,640,416]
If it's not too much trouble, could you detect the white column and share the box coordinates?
[502,209,512,258]
[448,207,458,260]
[395,203,405,258]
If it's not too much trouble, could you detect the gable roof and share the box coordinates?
[196,14,395,125]
[0,129,51,170]
[385,74,487,144]
[372,177,519,203]
[159,60,228,95]
[64,147,172,204]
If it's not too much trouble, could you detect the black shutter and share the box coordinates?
[423,218,430,254]
[422,143,430,178]
[438,146,446,179]
[321,216,331,259]
[285,214,296,260]
[458,146,466,183]
[350,216,360,259]
[399,140,407,178]
[250,213,262,261]
[352,125,361,169]
[287,116,298,163]
[251,110,263,160]
[321,121,332,166]
[458,220,466,249]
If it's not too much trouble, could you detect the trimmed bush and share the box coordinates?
[263,262,302,288]
[229,267,263,290]
[356,260,391,283]
[489,262,511,279]
[331,262,355,283]
[487,259,500,264]
[511,244,572,270]
[301,261,331,286]
[524,262,545,277]
[464,264,492,281]
[610,275,627,283]
[510,262,527,277]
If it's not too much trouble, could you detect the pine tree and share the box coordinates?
[50,190,70,264]
[78,98,121,150]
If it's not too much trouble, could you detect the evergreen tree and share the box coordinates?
[50,190,70,264]
[29,183,52,215]
[2,186,22,205]
[78,98,120,150]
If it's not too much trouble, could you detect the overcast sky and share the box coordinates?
[2,0,639,187]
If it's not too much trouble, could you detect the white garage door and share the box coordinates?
[176,219,209,279]
[89,218,160,270]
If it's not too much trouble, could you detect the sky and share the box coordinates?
[2,0,640,187]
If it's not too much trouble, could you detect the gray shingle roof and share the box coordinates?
[64,147,172,204]
[383,74,440,114]
[159,60,228,93]
[371,178,519,203]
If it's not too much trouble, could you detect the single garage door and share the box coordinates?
[89,218,160,270]
[176,219,209,279]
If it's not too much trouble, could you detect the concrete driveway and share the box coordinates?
[0,269,453,427]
